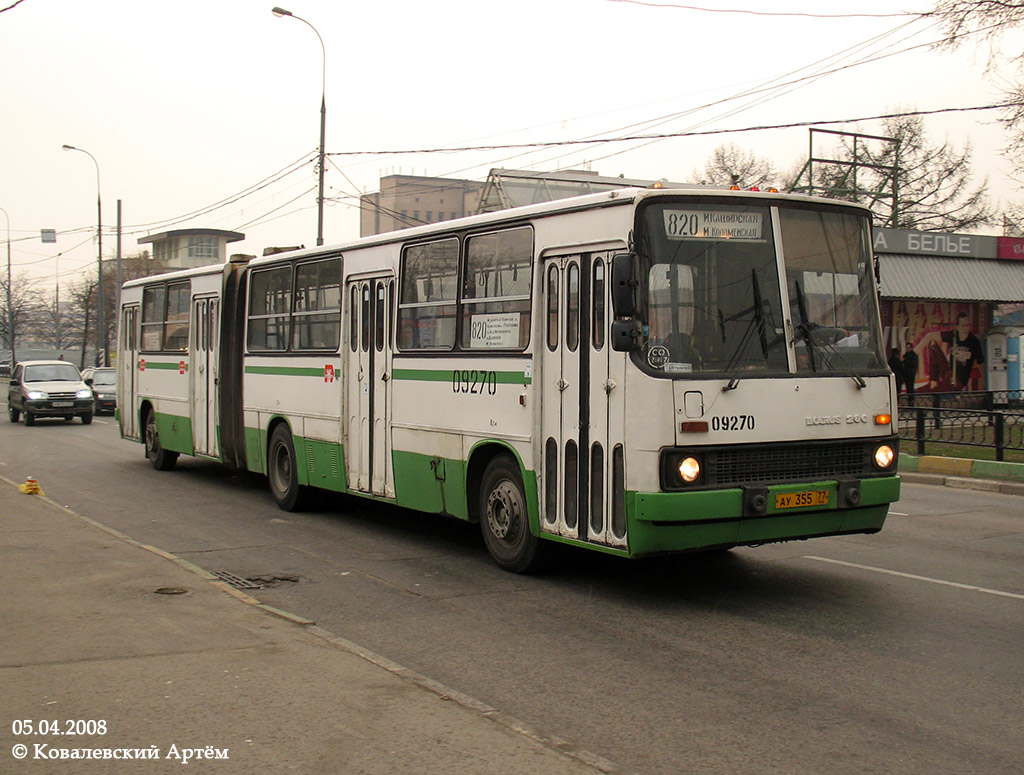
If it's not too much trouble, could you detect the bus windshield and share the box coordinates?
[634,200,884,377]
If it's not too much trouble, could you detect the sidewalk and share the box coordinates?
[0,477,612,774]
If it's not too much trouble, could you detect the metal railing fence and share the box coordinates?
[897,404,1024,461]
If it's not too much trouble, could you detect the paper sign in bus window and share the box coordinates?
[470,313,521,348]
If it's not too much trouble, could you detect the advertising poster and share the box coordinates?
[881,301,987,393]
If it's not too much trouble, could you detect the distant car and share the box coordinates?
[0,359,10,378]
[7,360,95,425]
[82,367,117,415]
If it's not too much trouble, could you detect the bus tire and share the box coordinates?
[479,455,544,573]
[268,424,313,511]
[145,408,178,471]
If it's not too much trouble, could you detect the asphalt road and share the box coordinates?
[3,415,1022,775]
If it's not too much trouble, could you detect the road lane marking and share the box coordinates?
[889,511,909,516]
[803,556,1024,601]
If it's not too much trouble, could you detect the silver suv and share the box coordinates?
[7,360,95,425]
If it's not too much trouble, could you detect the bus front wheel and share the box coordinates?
[268,424,313,511]
[479,456,544,573]
[145,408,178,471]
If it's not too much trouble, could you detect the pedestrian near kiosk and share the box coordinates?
[888,347,905,396]
[903,343,919,405]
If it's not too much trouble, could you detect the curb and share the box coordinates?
[898,470,1024,497]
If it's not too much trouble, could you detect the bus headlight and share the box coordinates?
[678,456,701,483]
[873,444,895,470]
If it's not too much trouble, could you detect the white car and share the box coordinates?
[7,360,95,425]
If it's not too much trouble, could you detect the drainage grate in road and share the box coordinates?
[210,571,264,590]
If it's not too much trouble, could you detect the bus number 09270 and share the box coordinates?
[711,415,755,431]
[452,369,498,396]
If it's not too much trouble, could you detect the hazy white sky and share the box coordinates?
[1,0,1021,291]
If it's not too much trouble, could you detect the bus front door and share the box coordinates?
[119,304,140,440]
[541,252,627,549]
[190,295,220,458]
[346,276,394,497]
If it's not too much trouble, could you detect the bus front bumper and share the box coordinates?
[625,475,901,557]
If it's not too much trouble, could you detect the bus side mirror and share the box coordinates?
[611,320,643,352]
[611,253,636,318]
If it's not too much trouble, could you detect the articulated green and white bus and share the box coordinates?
[118,187,900,572]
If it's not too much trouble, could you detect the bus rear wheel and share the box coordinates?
[144,408,178,471]
[479,455,544,573]
[268,424,314,511]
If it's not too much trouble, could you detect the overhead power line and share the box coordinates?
[602,0,919,19]
[326,103,1024,158]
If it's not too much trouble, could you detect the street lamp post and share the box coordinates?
[62,144,106,366]
[272,6,326,247]
[0,205,13,369]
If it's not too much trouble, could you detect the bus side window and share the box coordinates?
[350,285,359,353]
[566,262,580,353]
[592,260,606,350]
[361,285,370,352]
[397,238,458,351]
[547,265,559,352]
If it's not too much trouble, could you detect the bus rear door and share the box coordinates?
[190,295,220,458]
[346,275,394,497]
[119,303,140,440]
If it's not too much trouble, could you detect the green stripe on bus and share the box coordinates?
[392,368,532,385]
[144,361,187,370]
[245,366,326,377]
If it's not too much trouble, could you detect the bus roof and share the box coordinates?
[121,260,237,289]
[246,187,873,269]
[125,187,875,284]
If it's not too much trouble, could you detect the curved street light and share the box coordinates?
[272,6,327,247]
[62,144,106,366]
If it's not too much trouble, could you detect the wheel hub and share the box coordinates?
[487,481,522,541]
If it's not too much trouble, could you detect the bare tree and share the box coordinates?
[35,293,77,351]
[926,2,1024,197]
[695,143,778,189]
[0,271,42,363]
[64,275,96,369]
[63,250,165,367]
[811,115,994,231]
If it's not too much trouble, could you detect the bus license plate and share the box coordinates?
[775,490,829,509]
[52,401,73,407]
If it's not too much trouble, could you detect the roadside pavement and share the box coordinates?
[0,476,611,775]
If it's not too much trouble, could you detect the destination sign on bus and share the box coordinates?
[470,312,521,348]
[662,210,764,241]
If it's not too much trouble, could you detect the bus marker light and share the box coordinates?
[520,394,526,406]
[680,422,708,433]
[874,413,892,425]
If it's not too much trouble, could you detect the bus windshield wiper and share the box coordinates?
[722,270,771,391]
[792,280,866,389]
